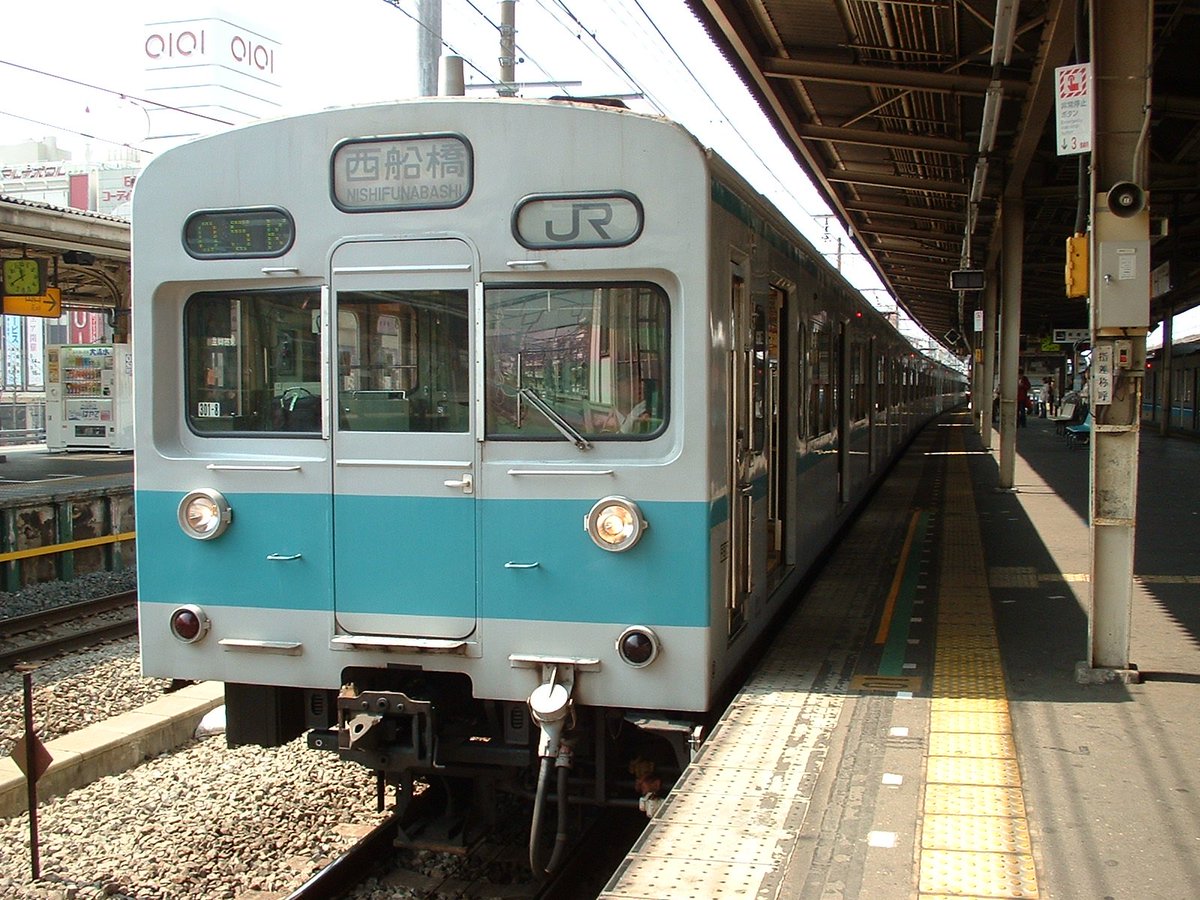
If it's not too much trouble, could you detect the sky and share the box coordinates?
[3,1,928,328]
[11,1,1180,356]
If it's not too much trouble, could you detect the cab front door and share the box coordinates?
[330,239,477,640]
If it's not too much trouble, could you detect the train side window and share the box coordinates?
[183,289,322,435]
[806,319,831,439]
[483,282,668,441]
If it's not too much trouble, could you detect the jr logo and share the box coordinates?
[544,202,615,242]
[516,193,641,249]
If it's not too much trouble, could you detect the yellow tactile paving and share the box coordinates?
[916,433,1041,898]
[922,813,1033,854]
[930,710,1013,734]
[926,755,1023,787]
[924,784,1028,818]
[928,731,1016,759]
[931,697,1010,714]
[919,849,1040,898]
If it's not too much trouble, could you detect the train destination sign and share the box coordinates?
[513,192,644,249]
[183,208,295,258]
[332,135,472,211]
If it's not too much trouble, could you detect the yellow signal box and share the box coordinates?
[1065,233,1089,298]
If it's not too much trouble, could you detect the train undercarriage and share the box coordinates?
[224,666,702,874]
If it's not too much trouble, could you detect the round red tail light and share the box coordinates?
[170,605,210,643]
[617,626,660,667]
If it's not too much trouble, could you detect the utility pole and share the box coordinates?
[418,0,442,97]
[499,1,517,97]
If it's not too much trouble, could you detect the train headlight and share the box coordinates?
[170,604,210,643]
[617,626,660,667]
[584,496,647,552]
[177,489,232,541]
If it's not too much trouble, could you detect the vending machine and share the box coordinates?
[44,344,134,451]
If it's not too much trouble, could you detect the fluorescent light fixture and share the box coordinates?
[978,82,1004,153]
[992,0,1019,67]
[969,159,989,205]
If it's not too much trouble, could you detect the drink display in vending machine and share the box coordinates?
[44,344,134,450]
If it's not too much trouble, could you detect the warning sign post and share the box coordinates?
[1055,63,1093,155]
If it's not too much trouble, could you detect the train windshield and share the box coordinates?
[484,283,668,441]
[336,289,470,433]
[183,289,322,434]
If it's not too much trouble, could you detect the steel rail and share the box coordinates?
[0,590,137,637]
[0,591,138,667]
[283,815,401,900]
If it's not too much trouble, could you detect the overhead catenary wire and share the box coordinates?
[0,59,234,127]
[377,0,496,85]
[455,0,571,92]
[543,0,669,112]
[615,1,836,241]
[0,109,153,155]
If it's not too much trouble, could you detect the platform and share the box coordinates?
[0,681,223,819]
[0,444,133,504]
[602,410,1200,900]
[0,445,135,590]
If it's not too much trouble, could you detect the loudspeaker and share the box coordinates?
[1106,182,1145,218]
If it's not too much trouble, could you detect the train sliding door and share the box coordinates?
[329,239,477,640]
[766,285,787,577]
[729,265,770,635]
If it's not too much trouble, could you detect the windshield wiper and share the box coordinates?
[518,387,591,451]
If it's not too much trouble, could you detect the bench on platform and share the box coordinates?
[1066,412,1092,448]
[1050,401,1077,436]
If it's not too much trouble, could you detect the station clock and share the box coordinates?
[2,258,46,296]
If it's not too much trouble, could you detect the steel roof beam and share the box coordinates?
[796,123,972,155]
[872,243,962,261]
[761,57,1026,97]
[826,169,969,195]
[855,222,963,242]
[843,200,972,223]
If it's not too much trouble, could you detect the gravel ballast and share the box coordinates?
[0,734,393,899]
[1,572,539,899]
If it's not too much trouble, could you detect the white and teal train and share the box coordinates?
[133,98,963,859]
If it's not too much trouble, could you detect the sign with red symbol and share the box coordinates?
[1055,63,1093,155]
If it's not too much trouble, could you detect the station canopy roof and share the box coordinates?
[0,195,130,311]
[686,0,1200,354]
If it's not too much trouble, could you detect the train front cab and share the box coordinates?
[133,102,965,834]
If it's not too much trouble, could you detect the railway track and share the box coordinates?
[284,797,647,900]
[0,590,138,667]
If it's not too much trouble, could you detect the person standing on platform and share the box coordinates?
[1044,377,1056,417]
[1017,369,1031,427]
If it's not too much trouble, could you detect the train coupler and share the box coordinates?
[309,687,436,773]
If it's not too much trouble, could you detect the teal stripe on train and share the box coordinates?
[477,498,710,626]
[135,491,712,627]
[135,491,334,612]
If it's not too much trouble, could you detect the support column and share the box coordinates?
[998,197,1023,489]
[980,276,998,448]
[1159,311,1173,435]
[971,332,983,433]
[1077,0,1151,683]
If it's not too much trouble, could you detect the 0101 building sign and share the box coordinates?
[144,19,279,80]
[332,136,472,211]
